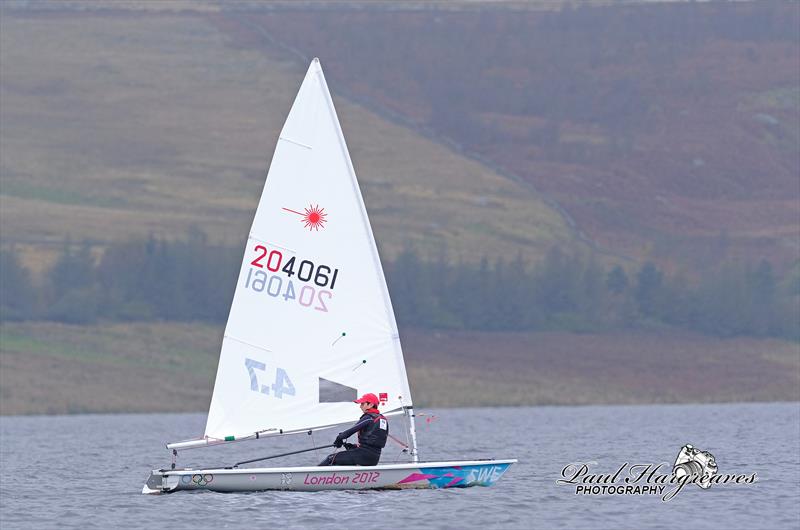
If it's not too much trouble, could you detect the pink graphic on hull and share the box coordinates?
[397,473,440,484]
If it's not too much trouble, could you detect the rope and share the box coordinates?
[399,398,412,454]
[310,430,321,462]
[387,433,410,449]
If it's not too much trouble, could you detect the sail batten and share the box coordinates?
[202,59,413,441]
[278,136,313,149]
[246,235,296,253]
[223,335,273,353]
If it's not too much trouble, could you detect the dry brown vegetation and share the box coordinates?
[0,11,576,270]
[1,322,797,415]
[403,329,800,406]
[0,322,219,414]
[228,3,800,268]
[1,6,797,416]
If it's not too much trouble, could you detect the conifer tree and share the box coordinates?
[0,246,36,321]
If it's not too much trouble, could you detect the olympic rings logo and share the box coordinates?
[191,474,214,486]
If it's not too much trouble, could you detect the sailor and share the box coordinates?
[318,393,388,466]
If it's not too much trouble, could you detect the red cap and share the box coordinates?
[354,393,379,405]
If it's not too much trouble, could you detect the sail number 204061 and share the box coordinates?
[250,245,339,289]
[245,268,331,312]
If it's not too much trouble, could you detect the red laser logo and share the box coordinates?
[282,204,328,231]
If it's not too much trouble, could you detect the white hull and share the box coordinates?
[143,459,516,494]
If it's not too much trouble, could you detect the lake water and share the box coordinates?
[1,402,798,530]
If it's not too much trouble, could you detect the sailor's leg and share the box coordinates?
[318,453,336,466]
[322,450,359,466]
[354,448,381,466]
[323,448,380,466]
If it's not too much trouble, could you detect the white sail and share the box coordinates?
[204,59,412,441]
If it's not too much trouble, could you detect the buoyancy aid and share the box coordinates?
[338,407,389,452]
[357,409,388,451]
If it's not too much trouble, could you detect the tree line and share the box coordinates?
[1,235,798,340]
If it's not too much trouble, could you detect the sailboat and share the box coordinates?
[142,58,516,494]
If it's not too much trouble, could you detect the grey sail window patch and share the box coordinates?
[319,378,357,403]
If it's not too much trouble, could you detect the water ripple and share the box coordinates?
[1,403,798,529]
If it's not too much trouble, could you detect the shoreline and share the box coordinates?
[2,400,798,418]
[2,322,798,415]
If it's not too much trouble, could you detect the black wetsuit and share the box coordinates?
[319,409,388,466]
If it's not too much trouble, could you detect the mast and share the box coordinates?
[406,407,419,463]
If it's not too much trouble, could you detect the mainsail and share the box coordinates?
[202,58,412,442]
[146,58,516,494]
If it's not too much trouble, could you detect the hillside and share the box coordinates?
[214,1,800,269]
[0,8,578,275]
[0,3,797,416]
[3,2,797,271]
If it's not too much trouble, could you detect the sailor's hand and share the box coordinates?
[343,442,355,450]
[333,434,345,448]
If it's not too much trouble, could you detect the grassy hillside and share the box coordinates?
[1,321,797,415]
[0,10,578,275]
[221,1,800,268]
[1,5,797,416]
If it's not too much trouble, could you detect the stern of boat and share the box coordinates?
[142,470,179,494]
